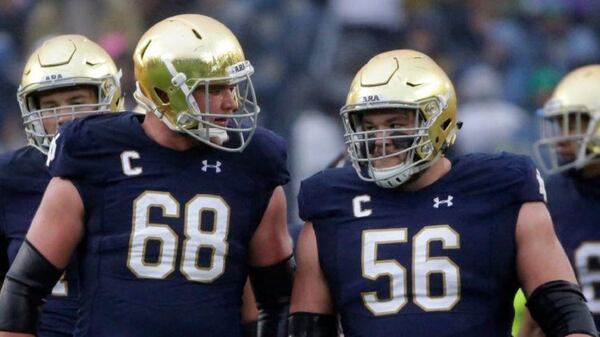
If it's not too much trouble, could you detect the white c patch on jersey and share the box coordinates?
[353,195,372,218]
[121,151,142,176]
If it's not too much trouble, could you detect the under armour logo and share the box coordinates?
[201,160,222,173]
[433,195,453,208]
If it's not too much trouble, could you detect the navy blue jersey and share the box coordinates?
[47,112,289,337]
[546,172,600,327]
[298,153,545,337]
[0,146,79,337]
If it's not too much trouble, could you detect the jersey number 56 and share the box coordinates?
[361,225,460,316]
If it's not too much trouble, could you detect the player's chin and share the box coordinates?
[372,157,404,169]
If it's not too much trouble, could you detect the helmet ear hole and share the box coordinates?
[442,118,452,131]
[154,87,170,104]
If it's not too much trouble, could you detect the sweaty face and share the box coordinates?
[37,86,98,134]
[360,109,418,169]
[191,84,239,127]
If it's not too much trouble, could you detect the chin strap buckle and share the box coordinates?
[171,72,187,87]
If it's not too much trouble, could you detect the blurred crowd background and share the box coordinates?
[1,0,599,223]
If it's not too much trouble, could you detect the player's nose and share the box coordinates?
[55,111,73,126]
[57,114,70,124]
[221,88,237,113]
[373,130,394,147]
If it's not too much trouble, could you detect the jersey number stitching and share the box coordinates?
[361,225,461,315]
[127,191,230,283]
[575,241,600,313]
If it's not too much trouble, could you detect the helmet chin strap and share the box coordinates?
[369,152,441,188]
[133,82,162,118]
[371,165,415,188]
[207,129,229,145]
[175,112,229,145]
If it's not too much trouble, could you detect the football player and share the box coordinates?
[519,65,600,337]
[288,49,597,337]
[0,34,123,337]
[0,14,293,337]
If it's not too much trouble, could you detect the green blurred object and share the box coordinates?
[512,289,527,336]
[528,66,562,97]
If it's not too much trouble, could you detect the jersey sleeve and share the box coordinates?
[297,179,312,222]
[297,174,323,222]
[511,154,547,203]
[0,155,10,242]
[266,133,289,188]
[298,168,349,223]
[0,242,7,280]
[0,186,7,279]
[46,119,100,181]
[250,128,290,190]
[0,184,5,239]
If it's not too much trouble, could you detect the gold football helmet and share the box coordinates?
[340,49,458,188]
[133,14,259,152]
[17,34,123,154]
[533,64,600,174]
